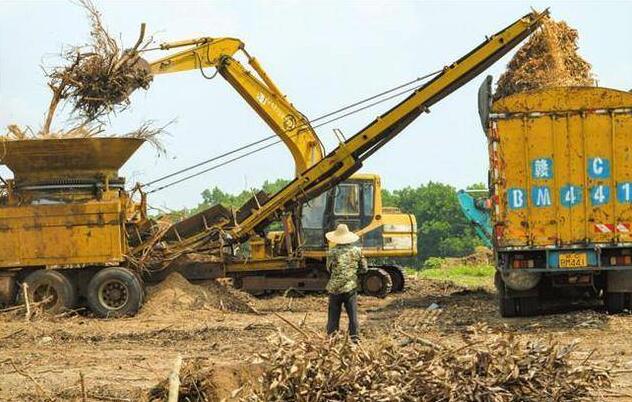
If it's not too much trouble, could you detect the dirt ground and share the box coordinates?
[1,274,632,401]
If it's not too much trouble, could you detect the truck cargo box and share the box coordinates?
[489,87,632,250]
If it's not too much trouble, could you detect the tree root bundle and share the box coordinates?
[494,18,594,100]
[239,325,609,402]
[42,0,152,133]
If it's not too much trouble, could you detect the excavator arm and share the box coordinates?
[150,10,548,260]
[147,37,324,175]
[225,10,549,242]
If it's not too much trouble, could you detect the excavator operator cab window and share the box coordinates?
[333,184,360,216]
[301,193,327,248]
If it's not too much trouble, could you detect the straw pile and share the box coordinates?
[494,18,594,100]
[239,325,609,401]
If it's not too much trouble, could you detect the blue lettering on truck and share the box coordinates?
[531,158,553,179]
[531,186,552,207]
[590,185,610,206]
[560,185,582,208]
[508,188,526,209]
[618,182,632,203]
[588,157,611,179]
[505,159,629,210]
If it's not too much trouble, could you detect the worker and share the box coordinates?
[325,223,367,340]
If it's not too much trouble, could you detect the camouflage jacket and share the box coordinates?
[326,244,368,294]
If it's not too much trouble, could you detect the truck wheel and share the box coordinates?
[86,267,143,318]
[380,265,405,293]
[517,297,539,317]
[360,268,392,298]
[605,292,626,314]
[497,280,517,317]
[21,270,77,314]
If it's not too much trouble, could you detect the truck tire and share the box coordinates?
[497,279,517,317]
[517,296,539,316]
[499,296,517,317]
[86,267,143,318]
[380,265,406,293]
[21,270,77,314]
[360,268,392,298]
[605,292,626,314]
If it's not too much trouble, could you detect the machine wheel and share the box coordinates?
[360,268,392,298]
[380,265,405,293]
[496,277,516,318]
[86,267,143,318]
[516,296,539,316]
[21,270,77,314]
[496,272,539,317]
[605,292,627,314]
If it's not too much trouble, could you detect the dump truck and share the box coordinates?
[0,10,547,317]
[480,80,632,316]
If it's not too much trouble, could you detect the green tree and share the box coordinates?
[195,178,291,212]
[386,182,482,265]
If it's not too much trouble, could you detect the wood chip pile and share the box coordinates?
[494,18,594,100]
[238,325,610,402]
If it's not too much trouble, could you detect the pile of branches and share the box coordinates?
[494,18,594,100]
[42,0,153,133]
[240,325,610,401]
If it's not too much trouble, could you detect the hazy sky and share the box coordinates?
[1,1,631,211]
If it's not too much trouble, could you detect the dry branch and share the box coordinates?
[43,0,153,130]
[239,325,610,402]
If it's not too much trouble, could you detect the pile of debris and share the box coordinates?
[495,18,594,99]
[236,325,609,401]
[145,360,219,402]
[141,273,257,316]
[43,0,152,131]
[5,0,160,145]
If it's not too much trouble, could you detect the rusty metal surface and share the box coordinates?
[0,200,125,268]
[0,137,144,184]
[0,272,17,305]
[489,86,632,248]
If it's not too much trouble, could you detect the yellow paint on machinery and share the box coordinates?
[0,137,144,269]
[489,87,632,247]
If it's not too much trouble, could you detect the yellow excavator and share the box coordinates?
[141,36,418,294]
[0,10,547,317]
[136,11,547,296]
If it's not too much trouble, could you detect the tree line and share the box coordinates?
[167,179,485,265]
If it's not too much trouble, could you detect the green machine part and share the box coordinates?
[457,190,492,248]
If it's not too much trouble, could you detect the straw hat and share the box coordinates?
[325,224,359,245]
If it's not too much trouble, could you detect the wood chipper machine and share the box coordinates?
[0,137,149,317]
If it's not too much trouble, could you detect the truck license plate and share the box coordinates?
[559,253,587,268]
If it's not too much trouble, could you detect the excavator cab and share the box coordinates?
[301,173,416,258]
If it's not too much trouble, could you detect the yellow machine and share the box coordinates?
[0,138,147,316]
[139,11,545,295]
[483,83,632,316]
[144,34,418,294]
[0,10,547,316]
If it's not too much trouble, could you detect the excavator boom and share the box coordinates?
[227,10,549,241]
[153,10,549,256]
[147,37,324,175]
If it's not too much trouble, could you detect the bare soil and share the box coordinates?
[1,275,631,401]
